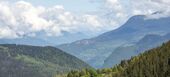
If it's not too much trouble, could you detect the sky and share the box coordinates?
[12,0,101,13]
[0,0,170,39]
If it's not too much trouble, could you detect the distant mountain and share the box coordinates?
[0,44,91,77]
[0,31,93,46]
[44,32,94,45]
[103,33,170,67]
[57,15,170,68]
[0,37,52,46]
[92,15,170,42]
[65,40,170,77]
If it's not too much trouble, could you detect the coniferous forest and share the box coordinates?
[64,41,170,77]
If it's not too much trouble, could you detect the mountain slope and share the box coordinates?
[103,33,170,67]
[0,44,91,77]
[65,40,170,77]
[111,40,170,77]
[57,15,170,68]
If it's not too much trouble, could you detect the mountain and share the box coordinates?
[57,15,170,68]
[44,32,94,45]
[0,31,93,46]
[0,44,91,77]
[65,40,170,77]
[103,33,170,67]
[0,37,52,46]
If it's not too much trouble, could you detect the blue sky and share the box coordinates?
[16,0,101,13]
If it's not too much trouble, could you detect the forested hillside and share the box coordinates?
[65,41,170,77]
[0,44,91,77]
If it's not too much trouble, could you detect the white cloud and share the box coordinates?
[101,0,170,28]
[106,0,123,12]
[0,2,16,26]
[133,0,170,15]
[0,0,103,39]
[0,27,18,39]
[130,0,170,19]
[83,15,101,28]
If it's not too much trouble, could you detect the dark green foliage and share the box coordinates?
[0,44,91,77]
[117,41,170,77]
[66,41,170,77]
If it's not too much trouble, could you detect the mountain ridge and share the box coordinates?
[57,15,170,68]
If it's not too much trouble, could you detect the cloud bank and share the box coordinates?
[0,0,170,39]
[0,0,104,39]
[103,0,170,21]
